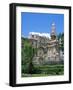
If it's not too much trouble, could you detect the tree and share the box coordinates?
[21,37,36,74]
[57,32,64,52]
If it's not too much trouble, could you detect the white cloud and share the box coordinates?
[29,32,50,38]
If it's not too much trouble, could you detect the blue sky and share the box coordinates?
[21,12,64,38]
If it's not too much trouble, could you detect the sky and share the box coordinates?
[21,12,64,38]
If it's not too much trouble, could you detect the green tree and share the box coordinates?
[21,38,37,74]
[57,32,64,52]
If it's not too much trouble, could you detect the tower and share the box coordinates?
[51,22,56,40]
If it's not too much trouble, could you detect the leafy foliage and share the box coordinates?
[57,32,64,52]
[21,37,36,74]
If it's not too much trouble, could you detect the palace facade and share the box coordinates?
[28,23,63,65]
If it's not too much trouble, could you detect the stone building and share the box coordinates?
[28,23,63,65]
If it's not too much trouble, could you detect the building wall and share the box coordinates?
[29,34,62,65]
